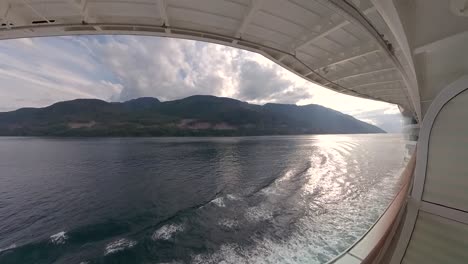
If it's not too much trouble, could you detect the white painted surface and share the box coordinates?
[402,211,468,264]
[392,76,468,263]
[333,253,361,264]
[424,88,468,211]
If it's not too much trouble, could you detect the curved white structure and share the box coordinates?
[2,0,468,263]
[390,75,468,264]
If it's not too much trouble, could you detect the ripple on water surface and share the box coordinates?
[0,135,407,264]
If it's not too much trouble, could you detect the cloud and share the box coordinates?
[353,107,404,133]
[234,60,313,104]
[384,107,401,114]
[0,37,122,110]
[74,36,242,101]
[65,35,315,108]
[0,35,404,131]
[237,60,292,100]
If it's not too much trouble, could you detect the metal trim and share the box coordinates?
[420,202,468,225]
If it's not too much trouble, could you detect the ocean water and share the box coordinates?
[0,135,408,264]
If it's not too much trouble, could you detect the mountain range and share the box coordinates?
[0,95,385,136]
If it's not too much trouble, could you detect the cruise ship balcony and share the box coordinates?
[1,0,468,263]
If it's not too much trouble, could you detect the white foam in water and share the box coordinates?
[244,205,273,222]
[277,169,295,183]
[191,244,245,264]
[50,231,68,245]
[260,169,296,197]
[211,197,226,207]
[226,194,242,201]
[218,219,239,229]
[191,214,349,264]
[0,244,16,253]
[190,139,407,264]
[152,223,184,240]
[104,238,137,255]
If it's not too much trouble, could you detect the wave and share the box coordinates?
[50,231,68,245]
[160,189,224,221]
[244,205,273,222]
[0,243,16,253]
[152,223,184,241]
[191,215,345,264]
[0,136,406,264]
[104,238,137,255]
[210,197,226,207]
[218,219,239,229]
[226,194,242,201]
[254,162,312,198]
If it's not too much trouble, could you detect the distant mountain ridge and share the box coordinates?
[0,95,385,136]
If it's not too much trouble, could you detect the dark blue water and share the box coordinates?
[0,135,407,264]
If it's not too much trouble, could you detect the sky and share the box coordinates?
[0,35,404,132]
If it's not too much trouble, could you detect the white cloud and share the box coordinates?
[384,107,401,114]
[74,36,242,101]
[0,37,122,109]
[0,35,403,131]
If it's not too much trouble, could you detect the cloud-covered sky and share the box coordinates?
[0,35,403,132]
